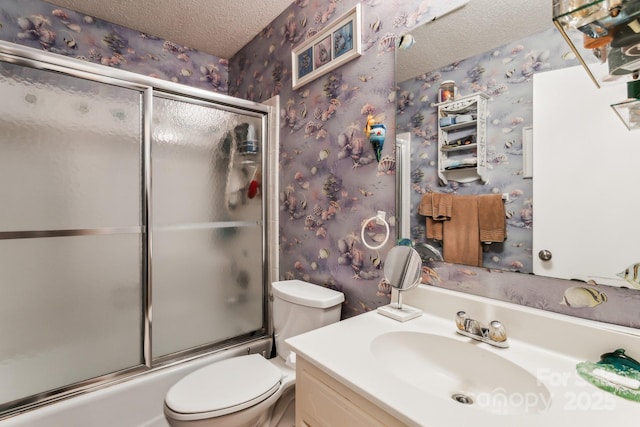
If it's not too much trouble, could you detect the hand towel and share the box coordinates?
[478,194,506,243]
[432,193,452,220]
[442,195,482,266]
[418,193,452,241]
[418,193,434,217]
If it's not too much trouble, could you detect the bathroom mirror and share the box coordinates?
[383,246,422,291]
[395,0,637,286]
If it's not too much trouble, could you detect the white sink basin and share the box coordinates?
[370,331,551,415]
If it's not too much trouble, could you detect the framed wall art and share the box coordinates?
[291,4,362,90]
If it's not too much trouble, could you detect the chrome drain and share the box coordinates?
[451,393,474,405]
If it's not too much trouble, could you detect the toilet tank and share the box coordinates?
[272,280,344,360]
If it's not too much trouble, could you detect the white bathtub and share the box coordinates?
[1,339,271,427]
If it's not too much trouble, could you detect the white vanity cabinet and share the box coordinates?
[296,356,405,427]
[436,92,488,184]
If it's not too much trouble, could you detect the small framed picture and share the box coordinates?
[297,47,313,79]
[291,4,362,90]
[333,21,354,58]
[314,36,332,68]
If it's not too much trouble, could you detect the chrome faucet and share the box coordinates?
[455,311,509,348]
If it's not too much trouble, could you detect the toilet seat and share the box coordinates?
[165,354,282,420]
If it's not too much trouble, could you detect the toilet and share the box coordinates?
[163,279,345,427]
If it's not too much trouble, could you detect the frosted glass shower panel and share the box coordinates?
[151,95,265,358]
[0,61,141,231]
[0,234,142,404]
[152,96,263,225]
[152,227,264,358]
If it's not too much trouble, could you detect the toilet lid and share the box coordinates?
[165,354,282,417]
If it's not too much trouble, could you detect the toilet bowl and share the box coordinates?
[163,280,344,426]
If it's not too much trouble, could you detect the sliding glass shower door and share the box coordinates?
[0,61,144,405]
[151,94,265,359]
[0,49,268,417]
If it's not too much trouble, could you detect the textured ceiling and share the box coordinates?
[43,0,295,59]
[42,0,552,80]
[397,0,553,82]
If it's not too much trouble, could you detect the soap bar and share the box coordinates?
[576,360,640,402]
[592,368,640,390]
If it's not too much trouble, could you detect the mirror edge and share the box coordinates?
[395,132,412,243]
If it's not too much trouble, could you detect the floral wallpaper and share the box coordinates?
[229,0,468,317]
[2,0,639,328]
[0,0,229,92]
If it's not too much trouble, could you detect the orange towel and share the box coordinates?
[478,194,506,243]
[418,193,452,241]
[420,194,441,240]
[418,193,505,267]
[442,195,482,266]
[432,193,452,220]
[418,193,434,217]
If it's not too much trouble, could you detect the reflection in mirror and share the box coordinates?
[393,2,640,329]
[532,66,640,287]
[394,0,638,286]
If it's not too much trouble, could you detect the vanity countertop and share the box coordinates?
[286,285,640,426]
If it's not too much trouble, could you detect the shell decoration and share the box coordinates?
[560,287,608,308]
[377,155,396,175]
[616,262,640,289]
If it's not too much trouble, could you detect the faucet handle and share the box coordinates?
[455,311,468,331]
[488,320,508,343]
